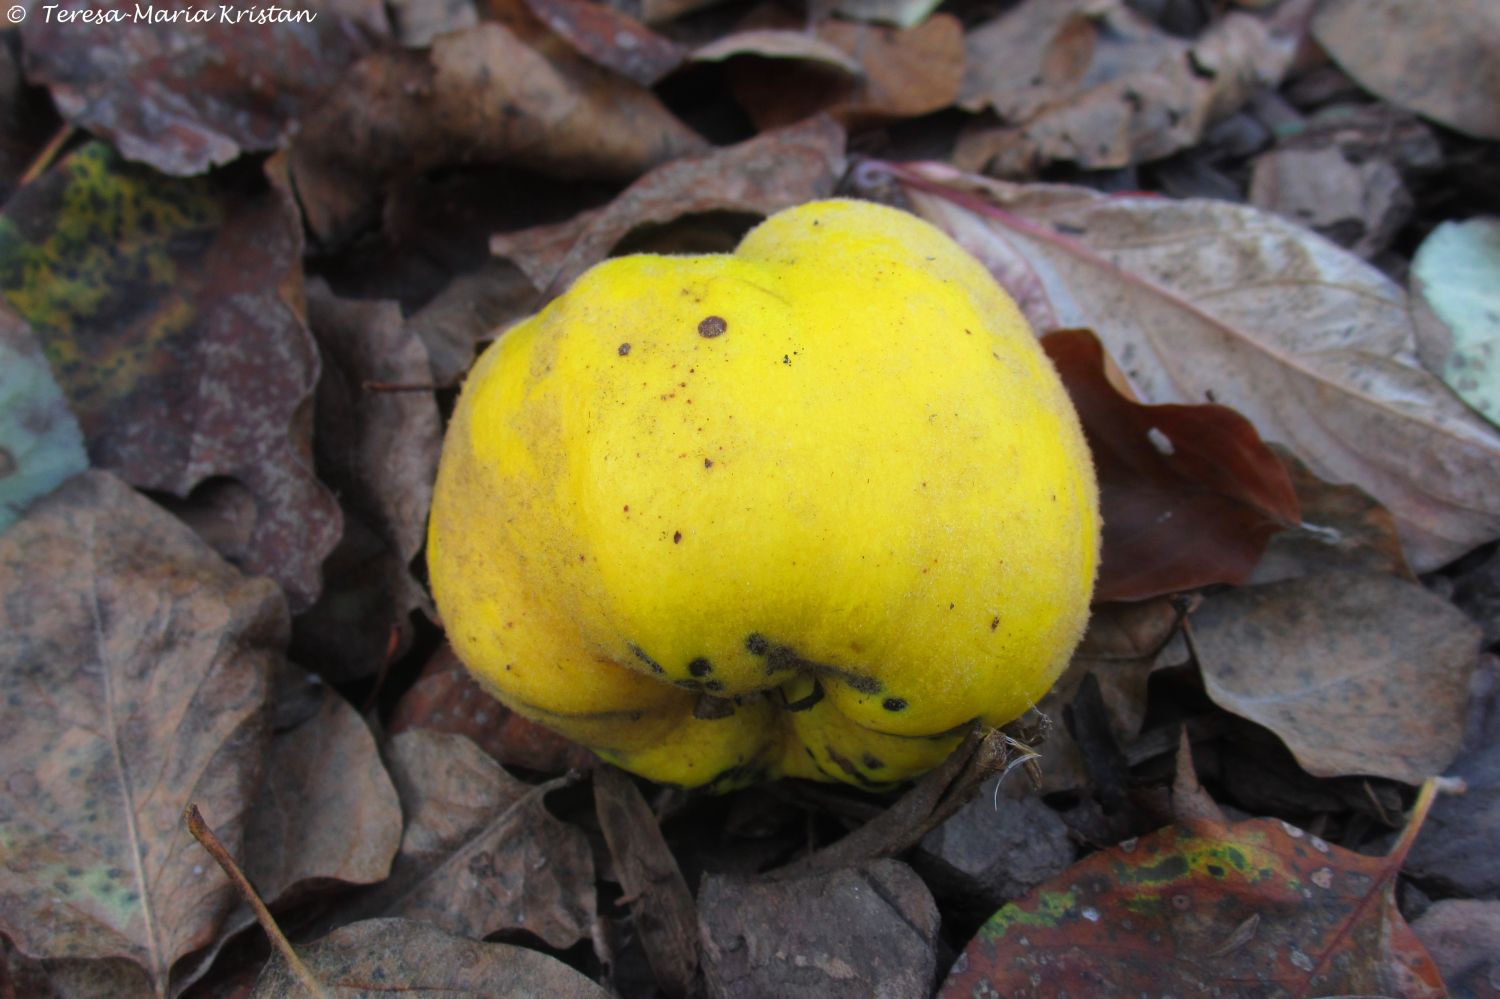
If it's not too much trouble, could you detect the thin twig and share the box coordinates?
[184,804,332,999]
[18,125,76,186]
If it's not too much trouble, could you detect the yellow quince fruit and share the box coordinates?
[427,199,1098,790]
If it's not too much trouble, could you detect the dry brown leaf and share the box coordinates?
[20,1,385,176]
[0,471,281,994]
[522,0,687,84]
[289,21,708,245]
[691,29,863,74]
[251,917,611,997]
[492,116,846,297]
[1190,572,1479,784]
[1313,0,1500,141]
[1248,146,1411,260]
[878,162,1500,570]
[957,0,1293,176]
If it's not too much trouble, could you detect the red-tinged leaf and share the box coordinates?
[521,0,686,86]
[21,0,385,176]
[1042,328,1299,601]
[0,142,341,609]
[0,471,280,994]
[939,815,1445,998]
[389,644,597,774]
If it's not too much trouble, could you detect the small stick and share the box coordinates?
[184,804,332,999]
[17,125,76,186]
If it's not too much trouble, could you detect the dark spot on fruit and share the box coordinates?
[826,746,883,787]
[623,505,630,512]
[991,615,1000,630]
[783,354,791,365]
[862,753,885,769]
[694,694,736,720]
[698,316,727,338]
[688,657,713,677]
[705,679,724,692]
[704,458,714,468]
[883,697,908,712]
[745,633,770,655]
[629,644,665,674]
[675,678,705,691]
[617,343,631,356]
[673,530,683,544]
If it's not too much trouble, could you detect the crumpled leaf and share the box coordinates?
[0,142,341,609]
[251,918,611,997]
[288,21,708,245]
[1042,328,1299,601]
[0,302,86,536]
[957,0,1294,176]
[691,29,863,74]
[492,115,845,297]
[21,0,385,176]
[939,814,1445,997]
[874,160,1500,571]
[831,0,943,29]
[293,281,440,680]
[523,0,686,85]
[1313,0,1500,141]
[726,14,965,132]
[1248,146,1411,261]
[0,471,280,994]
[1411,217,1500,427]
[335,730,596,949]
[1191,572,1479,784]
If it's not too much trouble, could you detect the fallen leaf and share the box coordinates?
[594,766,699,999]
[727,14,965,131]
[700,859,939,999]
[387,0,479,44]
[1042,328,1300,601]
[0,302,87,536]
[522,0,686,85]
[957,1,1293,176]
[21,0,385,176]
[340,730,596,948]
[1411,898,1500,998]
[250,917,611,997]
[1249,146,1411,260]
[0,939,155,999]
[938,814,1445,997]
[877,160,1500,570]
[1248,445,1415,585]
[1190,572,1479,784]
[0,471,280,994]
[389,644,597,774]
[292,281,440,681]
[1313,0,1500,140]
[288,21,708,245]
[0,143,341,609]
[691,29,863,74]
[1405,743,1500,897]
[402,259,541,386]
[1410,217,1500,427]
[491,115,845,297]
[830,0,942,28]
[241,668,402,905]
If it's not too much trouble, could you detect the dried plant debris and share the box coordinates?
[0,302,86,536]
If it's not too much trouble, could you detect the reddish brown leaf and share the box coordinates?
[0,471,281,993]
[1192,572,1479,784]
[0,143,341,609]
[250,917,611,997]
[288,21,707,245]
[939,815,1445,997]
[21,0,385,176]
[389,644,596,774]
[1042,328,1300,602]
[491,115,846,297]
[521,0,686,85]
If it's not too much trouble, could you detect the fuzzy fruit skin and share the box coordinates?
[427,199,1098,790]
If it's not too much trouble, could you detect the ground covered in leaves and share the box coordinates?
[2,0,1499,996]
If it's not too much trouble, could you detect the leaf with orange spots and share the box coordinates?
[939,811,1445,998]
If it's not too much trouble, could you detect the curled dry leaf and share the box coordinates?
[957,0,1294,176]
[294,281,440,680]
[1190,572,1479,785]
[0,143,341,609]
[691,29,863,75]
[0,471,281,994]
[289,21,708,245]
[523,0,686,85]
[1248,146,1412,261]
[340,730,596,949]
[492,115,846,297]
[938,815,1445,997]
[1042,328,1299,602]
[21,0,384,176]
[0,302,86,536]
[877,161,1500,571]
[251,917,611,998]
[1410,217,1500,427]
[1313,0,1500,141]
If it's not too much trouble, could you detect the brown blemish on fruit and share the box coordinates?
[704,458,714,468]
[862,753,885,769]
[883,697,907,712]
[745,634,882,694]
[688,657,713,677]
[629,644,665,675]
[673,530,683,544]
[617,343,631,356]
[698,316,727,338]
[991,615,1000,630]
